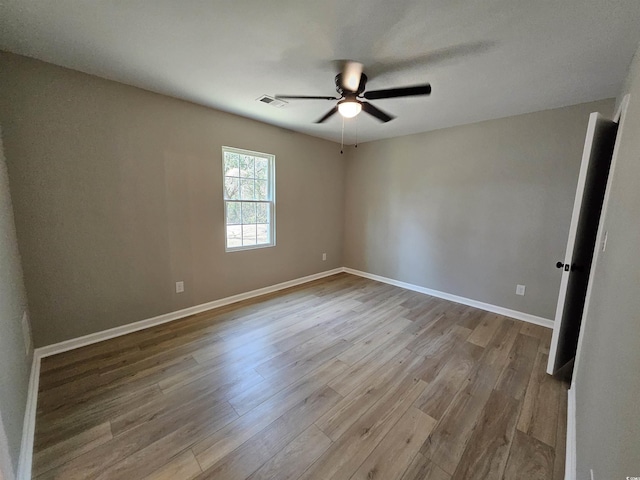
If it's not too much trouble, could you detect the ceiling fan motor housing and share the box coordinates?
[335,73,368,96]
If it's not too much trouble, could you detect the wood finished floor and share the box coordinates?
[34,273,567,480]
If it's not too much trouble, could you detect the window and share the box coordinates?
[222,146,275,251]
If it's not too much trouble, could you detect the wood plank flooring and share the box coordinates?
[33,273,568,480]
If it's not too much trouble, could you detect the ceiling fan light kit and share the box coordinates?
[338,100,362,118]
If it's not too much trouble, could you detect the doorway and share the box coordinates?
[547,99,628,379]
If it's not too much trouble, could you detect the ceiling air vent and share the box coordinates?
[256,95,287,108]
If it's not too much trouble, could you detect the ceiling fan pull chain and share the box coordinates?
[341,116,345,154]
[355,115,358,148]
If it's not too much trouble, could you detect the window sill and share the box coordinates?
[225,242,276,253]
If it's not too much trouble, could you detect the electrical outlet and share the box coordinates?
[175,281,184,293]
[21,311,32,355]
[516,284,526,296]
[322,253,327,261]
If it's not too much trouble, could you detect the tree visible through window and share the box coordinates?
[222,146,275,251]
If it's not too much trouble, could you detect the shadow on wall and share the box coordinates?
[0,413,13,480]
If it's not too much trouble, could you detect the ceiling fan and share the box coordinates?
[275,61,431,124]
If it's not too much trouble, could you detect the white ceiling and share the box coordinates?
[1,0,639,144]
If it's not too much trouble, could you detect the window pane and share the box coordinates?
[242,224,257,245]
[240,178,255,200]
[224,153,240,176]
[255,158,268,180]
[239,155,255,178]
[257,224,269,244]
[255,179,268,200]
[256,202,269,223]
[226,202,241,224]
[224,177,239,200]
[223,148,274,251]
[226,225,242,247]
[241,202,256,224]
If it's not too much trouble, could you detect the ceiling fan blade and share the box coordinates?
[361,102,395,123]
[366,41,495,79]
[341,61,363,92]
[363,84,431,100]
[315,106,339,123]
[275,95,339,100]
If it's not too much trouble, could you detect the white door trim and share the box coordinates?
[565,386,577,480]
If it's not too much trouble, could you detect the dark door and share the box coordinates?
[547,112,618,376]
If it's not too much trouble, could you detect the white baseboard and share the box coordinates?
[20,265,553,479]
[36,268,344,359]
[16,354,40,480]
[17,267,342,479]
[35,266,553,361]
[343,267,554,329]
[565,385,576,480]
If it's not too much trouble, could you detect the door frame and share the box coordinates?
[570,94,630,386]
[546,110,618,375]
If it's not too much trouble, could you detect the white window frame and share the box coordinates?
[222,146,276,252]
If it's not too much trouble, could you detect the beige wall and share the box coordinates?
[574,44,640,478]
[0,406,16,480]
[0,52,345,347]
[2,46,636,477]
[0,129,32,477]
[344,99,614,320]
